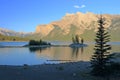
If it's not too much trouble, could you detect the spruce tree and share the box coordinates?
[72,36,76,44]
[91,15,111,76]
[72,35,80,44]
[75,35,79,44]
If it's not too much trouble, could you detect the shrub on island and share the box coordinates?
[29,39,51,46]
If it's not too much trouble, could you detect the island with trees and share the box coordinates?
[24,39,51,47]
[69,35,87,48]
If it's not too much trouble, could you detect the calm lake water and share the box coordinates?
[0,42,120,65]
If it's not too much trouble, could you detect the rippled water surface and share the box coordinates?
[0,42,120,65]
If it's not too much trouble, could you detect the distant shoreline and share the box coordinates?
[0,41,28,42]
[0,41,120,48]
[0,44,88,48]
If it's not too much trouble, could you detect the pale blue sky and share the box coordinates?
[0,0,120,32]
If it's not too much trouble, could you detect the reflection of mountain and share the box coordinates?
[31,47,90,62]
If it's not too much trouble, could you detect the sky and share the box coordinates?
[0,0,120,32]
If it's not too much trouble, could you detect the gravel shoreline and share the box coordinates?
[0,61,92,80]
[0,61,120,80]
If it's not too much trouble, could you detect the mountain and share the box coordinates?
[0,28,26,37]
[1,12,120,41]
[35,12,120,41]
[0,28,32,41]
[0,33,29,41]
[0,28,34,38]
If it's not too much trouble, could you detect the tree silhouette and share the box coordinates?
[72,35,80,44]
[91,15,111,76]
[81,38,84,44]
[72,36,76,44]
[75,35,79,43]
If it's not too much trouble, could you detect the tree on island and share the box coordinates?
[72,36,76,44]
[81,38,84,44]
[75,35,79,44]
[90,15,111,76]
[13,38,16,41]
[72,35,80,44]
[72,35,84,44]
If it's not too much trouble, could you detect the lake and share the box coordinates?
[0,41,120,65]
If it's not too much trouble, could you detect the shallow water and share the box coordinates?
[0,42,120,65]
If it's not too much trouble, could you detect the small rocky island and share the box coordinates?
[24,39,51,47]
[69,35,87,48]
[24,36,87,48]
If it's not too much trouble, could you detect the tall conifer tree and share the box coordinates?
[91,15,111,76]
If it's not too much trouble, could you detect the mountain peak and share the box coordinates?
[35,12,120,41]
[0,27,31,37]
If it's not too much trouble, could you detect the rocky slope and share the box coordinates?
[35,12,120,41]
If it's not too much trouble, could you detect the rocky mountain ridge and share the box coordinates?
[35,12,120,41]
[0,12,120,41]
[0,28,33,37]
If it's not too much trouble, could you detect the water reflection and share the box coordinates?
[71,47,84,60]
[72,48,79,58]
[81,47,84,54]
[29,46,86,62]
[0,42,120,65]
[23,44,120,64]
[29,47,48,53]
